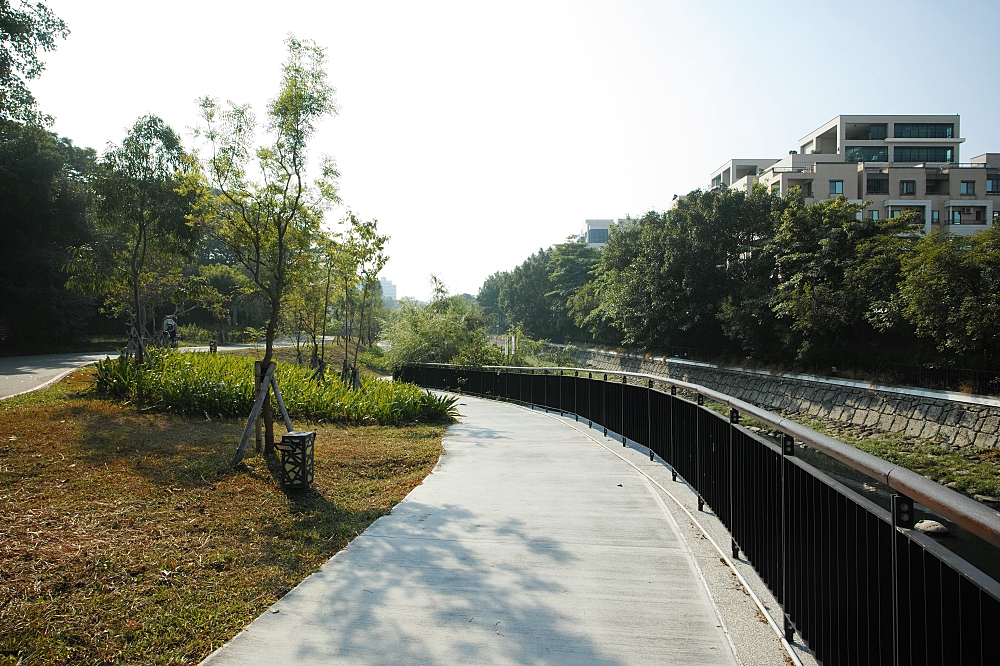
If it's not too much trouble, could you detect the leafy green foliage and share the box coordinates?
[0,120,95,343]
[66,115,201,348]
[768,196,920,364]
[450,334,507,366]
[598,187,779,351]
[197,36,340,368]
[0,0,69,125]
[382,290,489,370]
[479,237,601,341]
[897,227,1000,364]
[94,349,458,424]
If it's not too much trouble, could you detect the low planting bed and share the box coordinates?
[94,349,457,424]
[0,368,449,665]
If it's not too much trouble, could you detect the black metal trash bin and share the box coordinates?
[275,431,315,490]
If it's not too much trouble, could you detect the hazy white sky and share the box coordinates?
[31,0,1000,300]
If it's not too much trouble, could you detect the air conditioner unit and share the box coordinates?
[964,207,974,214]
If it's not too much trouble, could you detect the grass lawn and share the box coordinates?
[0,369,445,665]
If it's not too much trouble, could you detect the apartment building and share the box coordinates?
[582,219,614,247]
[711,115,999,235]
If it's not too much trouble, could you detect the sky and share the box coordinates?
[30,0,1000,301]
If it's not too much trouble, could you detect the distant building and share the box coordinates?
[711,114,998,236]
[379,278,397,309]
[580,219,631,248]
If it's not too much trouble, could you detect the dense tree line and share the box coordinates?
[477,239,615,342]
[1,7,389,373]
[481,186,1000,371]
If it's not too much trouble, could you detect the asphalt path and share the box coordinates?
[0,352,118,399]
[0,344,277,400]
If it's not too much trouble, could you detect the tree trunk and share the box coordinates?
[262,296,280,453]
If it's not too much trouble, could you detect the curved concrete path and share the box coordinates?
[202,396,774,666]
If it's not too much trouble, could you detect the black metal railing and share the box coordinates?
[398,363,1000,666]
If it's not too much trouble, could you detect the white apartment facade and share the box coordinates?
[711,115,999,236]
[581,219,620,248]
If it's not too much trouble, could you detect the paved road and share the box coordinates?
[0,352,118,399]
[0,344,282,400]
[202,396,760,666]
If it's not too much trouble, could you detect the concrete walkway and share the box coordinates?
[201,396,764,666]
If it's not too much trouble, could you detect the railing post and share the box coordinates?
[558,369,563,416]
[648,379,654,461]
[622,375,627,447]
[588,372,593,427]
[892,493,915,666]
[729,407,739,559]
[670,385,677,481]
[543,369,548,412]
[602,374,608,436]
[697,393,704,512]
[781,433,795,644]
[574,370,578,421]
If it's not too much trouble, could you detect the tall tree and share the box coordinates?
[0,121,94,343]
[198,35,340,371]
[66,115,199,362]
[897,227,1000,366]
[0,0,68,125]
[769,195,920,365]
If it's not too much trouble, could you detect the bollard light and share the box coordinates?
[275,431,315,490]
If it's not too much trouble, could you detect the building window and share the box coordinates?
[587,228,609,244]
[932,210,940,224]
[900,180,916,195]
[988,178,1000,194]
[951,210,962,224]
[867,176,889,194]
[895,146,954,163]
[893,123,954,139]
[869,209,879,220]
[961,181,976,195]
[846,146,889,162]
[711,175,722,188]
[829,180,843,195]
[976,209,983,222]
[771,184,781,197]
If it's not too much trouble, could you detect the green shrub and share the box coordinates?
[177,324,215,344]
[450,335,508,366]
[359,345,392,372]
[94,349,458,424]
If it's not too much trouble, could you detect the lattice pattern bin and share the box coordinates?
[275,431,315,490]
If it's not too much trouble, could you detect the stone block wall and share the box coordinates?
[568,348,1000,449]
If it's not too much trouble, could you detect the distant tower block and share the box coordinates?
[379,278,397,309]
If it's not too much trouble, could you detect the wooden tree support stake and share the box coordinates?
[270,373,294,433]
[233,362,277,466]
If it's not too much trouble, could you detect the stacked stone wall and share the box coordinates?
[570,349,1000,449]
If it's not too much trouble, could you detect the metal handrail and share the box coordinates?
[419,362,1000,550]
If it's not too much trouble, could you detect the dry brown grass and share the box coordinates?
[0,369,444,665]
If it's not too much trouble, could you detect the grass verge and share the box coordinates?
[693,391,1000,500]
[0,369,446,665]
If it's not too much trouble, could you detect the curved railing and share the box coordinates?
[398,363,1000,666]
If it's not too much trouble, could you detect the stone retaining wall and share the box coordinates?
[568,348,1000,449]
